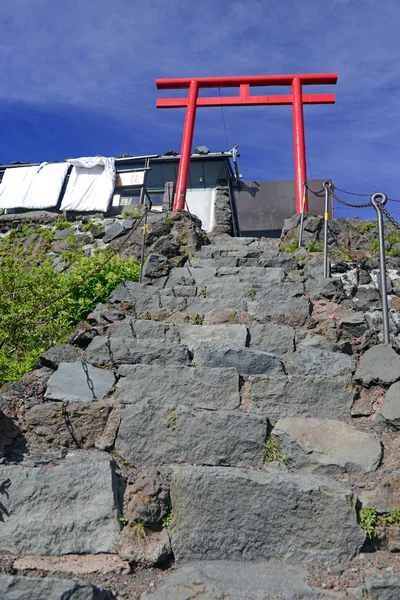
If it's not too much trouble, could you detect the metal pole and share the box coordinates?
[298,181,306,248]
[323,181,331,278]
[292,77,308,214]
[174,79,199,210]
[370,192,390,344]
[139,196,152,283]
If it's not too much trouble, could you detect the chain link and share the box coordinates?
[332,191,372,209]
[378,204,400,230]
[1,213,146,329]
[304,182,325,197]
[334,186,372,197]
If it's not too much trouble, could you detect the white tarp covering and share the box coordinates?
[60,156,116,212]
[185,187,215,232]
[0,162,70,210]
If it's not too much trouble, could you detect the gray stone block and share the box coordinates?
[169,467,365,564]
[39,343,81,369]
[107,319,176,342]
[247,283,310,325]
[338,312,369,336]
[194,346,283,375]
[359,472,400,513]
[115,403,267,467]
[0,452,120,555]
[250,348,355,421]
[114,365,240,410]
[355,344,400,387]
[85,337,189,367]
[216,266,285,283]
[45,362,115,402]
[103,220,125,243]
[0,575,115,600]
[186,297,247,313]
[366,576,400,600]
[251,372,357,422]
[377,381,400,429]
[248,323,295,354]
[274,417,382,474]
[179,324,248,351]
[141,560,336,599]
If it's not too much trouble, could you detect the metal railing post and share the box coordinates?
[370,192,390,344]
[323,181,331,278]
[298,182,306,248]
[139,196,153,283]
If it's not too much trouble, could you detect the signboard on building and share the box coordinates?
[115,171,145,187]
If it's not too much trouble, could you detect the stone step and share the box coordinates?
[249,347,356,421]
[0,575,115,600]
[141,560,338,600]
[113,364,240,409]
[167,466,365,564]
[115,402,267,468]
[190,254,297,270]
[85,336,190,367]
[0,452,119,556]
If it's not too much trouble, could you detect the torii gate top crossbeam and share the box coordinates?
[156,73,338,88]
[156,73,337,213]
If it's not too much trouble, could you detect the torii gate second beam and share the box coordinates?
[156,73,338,213]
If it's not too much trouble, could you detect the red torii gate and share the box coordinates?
[156,73,338,213]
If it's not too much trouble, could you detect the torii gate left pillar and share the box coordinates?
[156,73,337,213]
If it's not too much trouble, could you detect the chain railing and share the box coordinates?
[301,182,400,345]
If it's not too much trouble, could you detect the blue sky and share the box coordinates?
[1,0,399,220]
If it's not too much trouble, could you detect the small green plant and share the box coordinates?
[368,238,379,256]
[279,238,298,253]
[360,507,377,538]
[81,221,92,232]
[193,314,205,325]
[387,245,400,258]
[264,436,286,465]
[247,288,256,300]
[361,221,376,233]
[161,511,173,529]
[122,207,141,219]
[119,515,129,526]
[307,240,323,253]
[359,506,400,538]
[54,220,70,231]
[165,215,173,229]
[67,232,75,245]
[189,360,198,368]
[199,288,207,297]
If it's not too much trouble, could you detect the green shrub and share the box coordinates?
[0,251,139,385]
[307,240,323,252]
[361,221,376,233]
[54,221,70,231]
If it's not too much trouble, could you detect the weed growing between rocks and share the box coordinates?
[279,237,298,253]
[0,251,139,385]
[360,506,400,538]
[264,435,287,465]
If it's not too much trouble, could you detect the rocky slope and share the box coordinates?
[1,211,400,599]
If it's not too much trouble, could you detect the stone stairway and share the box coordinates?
[1,232,400,599]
